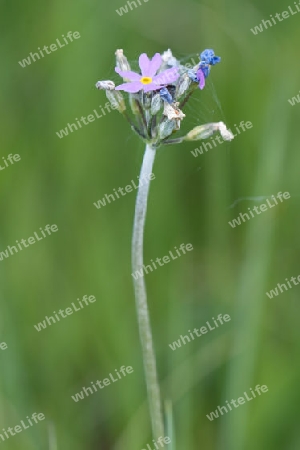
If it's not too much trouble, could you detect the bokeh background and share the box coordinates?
[1,0,300,448]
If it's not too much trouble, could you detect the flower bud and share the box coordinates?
[129,94,141,115]
[95,80,115,91]
[159,49,179,72]
[176,73,192,97]
[115,49,131,72]
[106,90,126,113]
[184,122,234,141]
[185,123,219,141]
[161,49,178,66]
[159,119,175,139]
[151,94,163,115]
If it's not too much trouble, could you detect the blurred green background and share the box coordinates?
[1,0,300,448]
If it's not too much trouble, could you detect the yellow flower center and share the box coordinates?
[140,76,153,85]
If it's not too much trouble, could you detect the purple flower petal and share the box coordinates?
[143,83,163,93]
[139,53,151,76]
[153,67,179,86]
[115,81,142,93]
[115,67,141,81]
[147,53,163,77]
[197,68,205,90]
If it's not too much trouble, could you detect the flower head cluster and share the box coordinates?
[96,49,232,148]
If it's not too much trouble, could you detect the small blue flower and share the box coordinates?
[200,49,221,66]
[159,87,173,104]
[199,65,210,78]
[187,50,221,91]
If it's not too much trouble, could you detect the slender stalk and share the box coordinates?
[162,138,184,145]
[131,144,164,440]
[48,422,58,450]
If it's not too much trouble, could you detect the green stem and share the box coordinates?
[131,144,164,440]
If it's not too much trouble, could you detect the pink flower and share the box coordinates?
[115,53,180,93]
